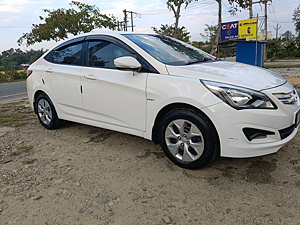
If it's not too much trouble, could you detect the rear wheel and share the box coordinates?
[159,109,219,169]
[36,93,60,129]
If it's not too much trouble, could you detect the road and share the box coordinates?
[0,81,27,102]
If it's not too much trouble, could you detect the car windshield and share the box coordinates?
[123,34,215,66]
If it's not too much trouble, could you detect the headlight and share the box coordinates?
[201,80,277,110]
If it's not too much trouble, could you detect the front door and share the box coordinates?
[81,40,147,132]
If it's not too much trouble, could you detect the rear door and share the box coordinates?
[43,40,85,118]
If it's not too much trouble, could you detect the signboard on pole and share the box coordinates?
[238,18,258,39]
[221,21,238,41]
[221,18,258,41]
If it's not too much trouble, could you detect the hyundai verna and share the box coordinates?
[26,32,300,169]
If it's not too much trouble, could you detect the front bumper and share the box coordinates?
[202,82,300,158]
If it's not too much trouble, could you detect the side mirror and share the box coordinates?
[114,56,141,70]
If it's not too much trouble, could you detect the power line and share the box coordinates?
[139,0,215,16]
[269,2,278,23]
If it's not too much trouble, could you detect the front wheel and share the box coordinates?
[36,93,61,129]
[159,109,219,170]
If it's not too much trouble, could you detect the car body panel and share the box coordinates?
[42,62,85,118]
[165,61,286,91]
[27,31,300,161]
[80,66,147,131]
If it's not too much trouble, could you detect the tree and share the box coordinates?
[227,0,251,15]
[0,48,46,71]
[267,39,282,59]
[166,0,197,39]
[152,24,191,42]
[210,0,221,55]
[280,30,294,41]
[292,4,300,37]
[18,1,117,46]
[206,0,250,56]
[200,24,218,44]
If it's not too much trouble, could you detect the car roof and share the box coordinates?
[74,30,156,38]
[45,30,157,52]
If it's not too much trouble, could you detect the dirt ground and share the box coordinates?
[1,64,300,225]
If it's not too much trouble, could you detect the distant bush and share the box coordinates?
[0,70,26,83]
[0,48,46,71]
[267,38,300,59]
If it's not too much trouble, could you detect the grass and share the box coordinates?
[0,100,35,127]
[0,70,27,83]
[264,64,300,69]
[0,112,26,127]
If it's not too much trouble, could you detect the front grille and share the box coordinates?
[273,89,298,105]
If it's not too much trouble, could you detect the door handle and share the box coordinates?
[45,68,53,73]
[84,74,97,80]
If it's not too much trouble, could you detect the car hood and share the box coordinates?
[165,61,286,91]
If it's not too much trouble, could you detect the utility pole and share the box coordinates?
[249,0,272,40]
[249,0,253,19]
[122,10,141,32]
[273,23,281,39]
[264,0,268,40]
[248,0,271,63]
[130,11,134,32]
[123,10,128,31]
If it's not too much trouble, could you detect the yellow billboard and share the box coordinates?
[238,18,258,39]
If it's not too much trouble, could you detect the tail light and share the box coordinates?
[27,70,33,77]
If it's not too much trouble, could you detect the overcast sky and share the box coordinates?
[0,0,299,52]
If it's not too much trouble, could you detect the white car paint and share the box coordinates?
[166,61,287,91]
[27,31,300,162]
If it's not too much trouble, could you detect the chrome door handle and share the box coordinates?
[84,74,97,80]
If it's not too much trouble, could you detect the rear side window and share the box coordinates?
[51,42,83,65]
[87,41,134,69]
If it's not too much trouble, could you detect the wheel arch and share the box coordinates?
[33,90,47,114]
[151,103,219,146]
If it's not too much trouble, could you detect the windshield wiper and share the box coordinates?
[185,58,212,65]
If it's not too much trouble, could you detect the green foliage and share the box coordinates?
[267,39,282,59]
[152,24,191,42]
[196,24,220,55]
[166,0,198,39]
[200,24,218,44]
[0,48,46,71]
[280,30,295,41]
[293,4,300,36]
[192,41,234,58]
[191,41,212,54]
[227,0,251,15]
[18,1,117,46]
[166,0,195,9]
[0,70,27,83]
[267,38,300,59]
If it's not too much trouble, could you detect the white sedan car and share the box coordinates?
[26,32,300,169]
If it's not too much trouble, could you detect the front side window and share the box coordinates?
[51,42,83,65]
[87,41,135,69]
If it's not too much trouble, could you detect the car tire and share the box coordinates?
[159,109,219,170]
[36,93,61,129]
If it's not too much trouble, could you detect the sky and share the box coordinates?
[0,0,299,53]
